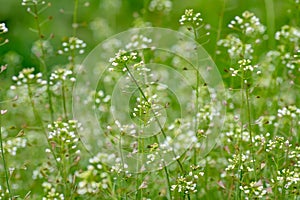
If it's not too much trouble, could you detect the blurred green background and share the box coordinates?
[0,0,298,79]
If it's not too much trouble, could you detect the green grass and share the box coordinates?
[0,0,299,199]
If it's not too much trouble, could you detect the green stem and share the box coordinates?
[163,161,172,200]
[264,0,276,49]
[28,82,76,199]
[124,63,177,200]
[136,92,144,200]
[33,4,47,71]
[62,81,68,120]
[125,64,166,137]
[124,63,184,173]
[61,153,70,199]
[192,24,208,198]
[0,39,9,47]
[245,84,257,180]
[118,131,126,198]
[69,0,79,71]
[214,0,225,60]
[27,84,60,178]
[282,142,290,199]
[237,70,245,200]
[27,84,44,127]
[73,0,79,36]
[0,108,12,200]
[47,82,54,122]
[32,4,54,122]
[192,25,200,166]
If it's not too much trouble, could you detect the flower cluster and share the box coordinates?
[228,11,266,37]
[179,9,203,27]
[57,37,86,57]
[195,103,214,131]
[239,181,267,199]
[1,137,27,156]
[76,154,111,195]
[125,34,153,50]
[221,114,240,143]
[131,93,162,126]
[218,11,265,61]
[281,52,299,70]
[225,152,254,172]
[0,22,8,45]
[275,168,300,190]
[229,59,261,78]
[221,113,262,144]
[10,68,47,89]
[253,133,269,146]
[84,90,111,112]
[0,23,8,34]
[289,146,300,167]
[21,0,46,6]
[277,105,300,118]
[274,25,300,72]
[42,182,64,200]
[148,0,172,13]
[161,119,197,153]
[110,121,139,146]
[47,120,82,161]
[171,165,204,194]
[266,136,289,152]
[49,68,76,85]
[217,34,254,59]
[132,96,151,117]
[275,25,300,44]
[109,50,139,69]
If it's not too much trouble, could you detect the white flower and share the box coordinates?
[0,23,8,33]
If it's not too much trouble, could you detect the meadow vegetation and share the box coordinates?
[0,0,299,199]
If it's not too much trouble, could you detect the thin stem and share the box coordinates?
[192,24,206,197]
[282,141,290,199]
[192,25,198,41]
[27,84,44,128]
[125,64,166,136]
[27,84,76,196]
[118,131,126,198]
[0,39,9,47]
[61,152,70,199]
[32,4,54,122]
[0,108,12,200]
[62,81,68,120]
[264,0,276,49]
[73,0,79,36]
[192,25,200,166]
[69,0,79,71]
[236,70,245,200]
[47,83,54,122]
[135,92,144,200]
[124,63,184,173]
[214,0,225,60]
[27,84,60,174]
[135,144,141,198]
[163,161,172,200]
[124,63,177,200]
[187,193,191,200]
[33,4,47,71]
[245,84,257,180]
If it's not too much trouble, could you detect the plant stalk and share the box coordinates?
[0,107,12,200]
